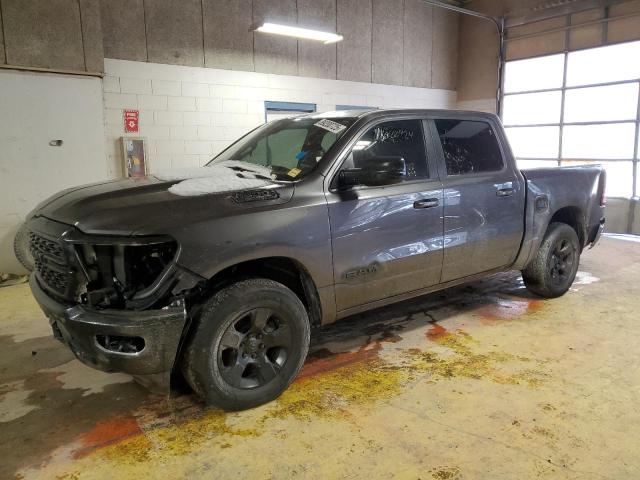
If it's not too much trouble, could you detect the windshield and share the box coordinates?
[207,116,357,181]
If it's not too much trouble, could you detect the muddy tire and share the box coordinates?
[522,222,580,298]
[182,279,310,411]
[13,223,34,272]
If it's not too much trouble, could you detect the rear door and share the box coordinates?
[326,117,444,312]
[428,116,525,282]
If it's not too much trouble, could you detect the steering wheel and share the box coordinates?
[298,148,326,171]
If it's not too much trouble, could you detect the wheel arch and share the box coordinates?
[173,257,321,395]
[202,256,323,328]
[547,206,585,249]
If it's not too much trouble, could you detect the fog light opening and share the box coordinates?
[96,334,145,354]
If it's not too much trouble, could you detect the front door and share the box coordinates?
[430,117,526,282]
[326,118,444,312]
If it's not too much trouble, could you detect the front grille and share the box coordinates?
[29,231,74,299]
[29,232,65,262]
[34,259,70,291]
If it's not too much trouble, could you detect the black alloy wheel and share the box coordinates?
[522,222,581,298]
[549,238,576,287]
[182,278,310,410]
[217,307,292,389]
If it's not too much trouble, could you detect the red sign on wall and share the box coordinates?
[124,109,139,133]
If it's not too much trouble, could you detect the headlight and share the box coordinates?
[77,237,178,308]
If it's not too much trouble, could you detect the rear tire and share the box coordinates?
[522,222,580,298]
[182,279,310,410]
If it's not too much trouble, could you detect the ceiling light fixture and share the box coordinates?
[254,22,344,44]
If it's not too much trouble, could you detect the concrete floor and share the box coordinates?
[1,235,639,479]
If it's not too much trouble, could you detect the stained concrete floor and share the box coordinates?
[1,235,639,479]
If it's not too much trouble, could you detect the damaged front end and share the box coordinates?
[77,235,180,310]
[27,216,204,391]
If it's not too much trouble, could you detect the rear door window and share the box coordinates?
[434,119,504,175]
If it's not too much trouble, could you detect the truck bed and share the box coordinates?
[513,165,606,270]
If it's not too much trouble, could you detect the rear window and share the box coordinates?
[435,119,504,175]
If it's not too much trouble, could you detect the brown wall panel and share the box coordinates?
[403,0,432,88]
[0,0,462,88]
[371,0,404,86]
[432,8,458,90]
[203,0,254,71]
[0,3,5,64]
[336,0,372,83]
[297,0,337,79]
[145,0,204,67]
[79,0,104,72]
[101,0,147,62]
[253,0,298,75]
[2,0,85,70]
[456,1,498,103]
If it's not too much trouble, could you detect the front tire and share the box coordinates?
[522,222,581,298]
[182,279,310,410]
[13,223,34,272]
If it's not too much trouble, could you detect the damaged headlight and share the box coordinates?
[76,237,178,309]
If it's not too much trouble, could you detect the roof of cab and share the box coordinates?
[304,109,500,122]
[303,109,376,119]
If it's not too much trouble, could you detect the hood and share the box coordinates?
[33,175,294,236]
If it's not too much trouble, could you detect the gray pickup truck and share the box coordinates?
[21,109,605,410]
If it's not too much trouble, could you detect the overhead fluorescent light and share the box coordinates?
[254,22,343,44]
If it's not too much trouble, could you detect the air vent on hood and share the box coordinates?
[231,189,280,203]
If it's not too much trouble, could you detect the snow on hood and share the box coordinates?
[169,174,272,196]
[155,161,275,196]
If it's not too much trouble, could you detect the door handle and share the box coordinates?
[496,188,515,197]
[413,198,439,209]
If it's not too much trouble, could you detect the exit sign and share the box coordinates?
[124,109,139,133]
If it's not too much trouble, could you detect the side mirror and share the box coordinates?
[338,156,406,188]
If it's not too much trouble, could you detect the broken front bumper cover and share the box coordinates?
[29,273,187,377]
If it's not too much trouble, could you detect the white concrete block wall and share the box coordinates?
[103,59,457,176]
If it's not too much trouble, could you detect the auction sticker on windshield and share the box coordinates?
[287,167,302,178]
[315,119,347,134]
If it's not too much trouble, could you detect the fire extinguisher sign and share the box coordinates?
[124,109,139,133]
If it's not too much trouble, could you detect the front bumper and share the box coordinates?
[30,274,187,377]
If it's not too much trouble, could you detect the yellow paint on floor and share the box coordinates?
[1,235,640,479]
